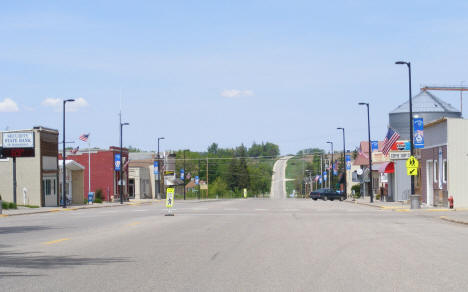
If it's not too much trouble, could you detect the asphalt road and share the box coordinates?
[2,199,468,291]
[271,156,291,200]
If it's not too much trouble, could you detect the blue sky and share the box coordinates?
[1,0,467,154]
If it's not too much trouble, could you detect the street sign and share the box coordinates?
[153,161,158,175]
[114,154,121,171]
[406,156,419,176]
[166,187,175,208]
[414,118,424,149]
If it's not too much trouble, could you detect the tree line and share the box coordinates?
[174,142,280,197]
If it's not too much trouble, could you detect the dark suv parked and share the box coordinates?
[309,188,346,201]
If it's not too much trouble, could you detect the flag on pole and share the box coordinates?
[382,127,400,156]
[79,133,90,142]
[71,146,79,154]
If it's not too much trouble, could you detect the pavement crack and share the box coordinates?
[210,251,220,261]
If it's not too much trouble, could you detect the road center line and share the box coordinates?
[43,238,70,245]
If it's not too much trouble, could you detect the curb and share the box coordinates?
[440,216,468,226]
[0,200,159,217]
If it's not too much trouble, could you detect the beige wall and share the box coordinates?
[72,169,84,205]
[447,119,468,207]
[0,131,42,206]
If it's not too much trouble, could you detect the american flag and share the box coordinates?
[79,133,89,142]
[71,146,79,154]
[382,127,400,156]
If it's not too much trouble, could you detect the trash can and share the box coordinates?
[410,194,421,209]
[88,192,94,204]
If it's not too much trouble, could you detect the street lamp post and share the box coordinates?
[183,149,188,200]
[395,61,415,197]
[157,137,165,200]
[120,121,129,204]
[358,102,373,203]
[337,127,347,197]
[326,141,334,189]
[62,99,75,208]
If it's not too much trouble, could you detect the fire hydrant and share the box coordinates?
[448,196,454,209]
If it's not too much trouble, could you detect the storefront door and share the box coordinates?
[426,161,434,206]
[43,176,58,207]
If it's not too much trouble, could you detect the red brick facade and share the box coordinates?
[59,147,129,201]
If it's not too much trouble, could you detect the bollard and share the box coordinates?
[410,194,421,209]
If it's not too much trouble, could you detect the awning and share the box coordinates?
[378,162,394,174]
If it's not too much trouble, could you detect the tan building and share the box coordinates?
[0,127,59,207]
[128,159,153,199]
[59,160,85,205]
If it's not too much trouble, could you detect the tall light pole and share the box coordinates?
[183,149,188,200]
[62,99,75,208]
[358,102,373,203]
[157,137,165,200]
[337,127,347,197]
[395,61,415,197]
[326,141,334,189]
[120,121,129,204]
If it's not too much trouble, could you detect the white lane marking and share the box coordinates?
[255,208,268,211]
[134,209,147,212]
[223,208,239,211]
[192,207,208,210]
[285,209,299,211]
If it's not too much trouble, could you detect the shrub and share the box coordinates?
[94,198,103,203]
[95,189,103,200]
[351,184,361,198]
[8,202,17,209]
[2,201,8,209]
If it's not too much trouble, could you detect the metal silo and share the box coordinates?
[389,90,461,139]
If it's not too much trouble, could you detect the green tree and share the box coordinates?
[209,177,228,197]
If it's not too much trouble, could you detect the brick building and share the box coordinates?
[59,147,129,202]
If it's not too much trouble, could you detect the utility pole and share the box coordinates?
[119,114,129,204]
[206,157,209,199]
[157,137,164,200]
[183,150,187,200]
[359,102,373,203]
[62,99,75,208]
[337,128,347,197]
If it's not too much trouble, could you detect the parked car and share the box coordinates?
[309,188,346,201]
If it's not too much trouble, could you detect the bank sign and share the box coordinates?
[2,132,34,148]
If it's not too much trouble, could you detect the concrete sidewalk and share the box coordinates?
[0,199,160,217]
[346,197,410,209]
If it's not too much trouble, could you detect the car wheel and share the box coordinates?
[330,198,334,201]
[339,197,343,201]
[313,198,317,201]
[323,196,328,201]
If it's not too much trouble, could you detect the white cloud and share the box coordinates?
[42,97,89,112]
[0,98,19,112]
[221,89,254,98]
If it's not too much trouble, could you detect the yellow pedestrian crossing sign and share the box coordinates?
[406,156,419,176]
[406,156,419,168]
[407,167,418,176]
[166,188,175,208]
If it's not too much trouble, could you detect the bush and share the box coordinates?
[94,198,103,203]
[2,201,8,209]
[8,202,17,209]
[351,184,361,198]
[95,189,104,200]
